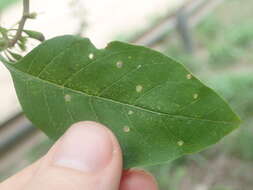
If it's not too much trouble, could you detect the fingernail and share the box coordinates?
[53,122,113,173]
[121,170,158,190]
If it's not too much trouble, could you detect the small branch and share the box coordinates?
[0,53,9,64]
[8,0,30,47]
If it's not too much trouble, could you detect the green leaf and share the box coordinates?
[0,0,20,10]
[23,30,45,42]
[7,50,23,61]
[17,36,28,51]
[4,35,240,168]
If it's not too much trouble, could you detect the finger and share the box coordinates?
[25,121,123,190]
[120,169,158,190]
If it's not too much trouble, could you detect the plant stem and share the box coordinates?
[8,0,30,47]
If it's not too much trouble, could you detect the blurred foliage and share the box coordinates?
[208,44,240,67]
[0,0,20,10]
[208,73,253,161]
[145,158,187,190]
[196,0,253,68]
[210,186,234,190]
[228,25,253,48]
[208,73,253,118]
[163,0,253,70]
[234,119,253,161]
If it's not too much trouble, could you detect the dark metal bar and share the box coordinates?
[0,112,23,131]
[0,123,36,155]
[0,114,37,155]
[176,7,194,53]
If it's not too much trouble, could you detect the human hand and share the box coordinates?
[0,121,158,190]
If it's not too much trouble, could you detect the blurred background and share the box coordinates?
[0,0,253,189]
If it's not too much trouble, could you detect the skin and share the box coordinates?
[0,121,158,190]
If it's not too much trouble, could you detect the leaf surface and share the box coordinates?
[4,35,240,168]
[0,0,20,10]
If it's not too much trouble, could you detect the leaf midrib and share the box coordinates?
[7,63,238,125]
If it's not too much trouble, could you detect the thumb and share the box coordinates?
[25,121,123,190]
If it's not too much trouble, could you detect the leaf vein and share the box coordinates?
[7,61,236,125]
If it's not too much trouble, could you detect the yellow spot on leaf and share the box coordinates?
[89,53,94,59]
[186,74,192,79]
[177,140,184,146]
[64,94,71,102]
[193,93,199,99]
[116,61,124,68]
[123,126,130,132]
[128,110,134,115]
[136,85,143,93]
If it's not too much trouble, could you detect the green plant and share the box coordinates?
[146,159,187,189]
[228,24,253,48]
[208,73,253,161]
[210,185,234,190]
[208,44,239,67]
[0,0,241,169]
[0,0,21,10]
[197,15,221,41]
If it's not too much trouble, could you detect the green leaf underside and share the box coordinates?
[5,35,240,168]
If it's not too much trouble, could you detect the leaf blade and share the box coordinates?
[6,35,240,168]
